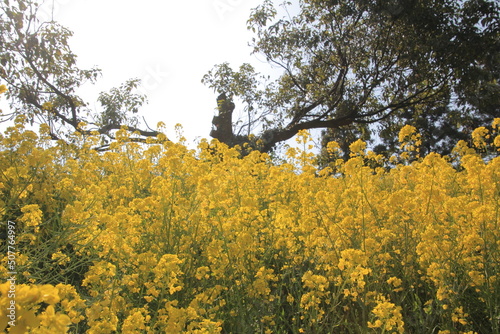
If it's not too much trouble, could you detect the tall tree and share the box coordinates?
[203,0,499,156]
[0,0,159,148]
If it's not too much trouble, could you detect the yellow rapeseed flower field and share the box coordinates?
[1,108,499,332]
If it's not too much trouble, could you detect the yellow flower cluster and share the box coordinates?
[398,124,422,161]
[468,118,500,154]
[0,117,499,333]
[0,283,85,333]
[367,295,405,333]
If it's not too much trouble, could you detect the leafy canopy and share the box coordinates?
[203,0,499,156]
[0,0,160,149]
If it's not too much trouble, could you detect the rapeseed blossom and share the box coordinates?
[0,283,83,333]
[0,115,498,333]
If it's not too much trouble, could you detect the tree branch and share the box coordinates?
[20,43,80,125]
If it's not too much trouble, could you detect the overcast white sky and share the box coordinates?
[37,0,271,145]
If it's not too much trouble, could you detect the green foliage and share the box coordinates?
[204,0,499,158]
[0,0,159,147]
[98,79,146,127]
